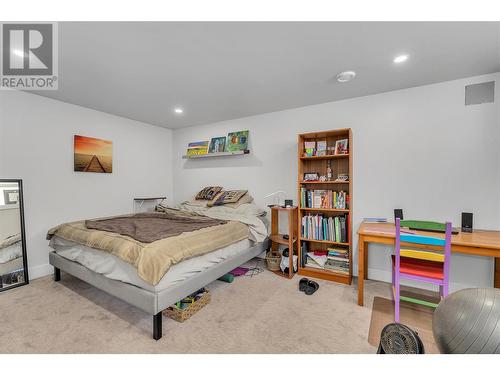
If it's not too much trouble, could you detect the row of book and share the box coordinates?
[304,140,327,157]
[300,245,350,275]
[301,214,349,243]
[300,188,349,210]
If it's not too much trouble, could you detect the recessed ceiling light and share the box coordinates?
[174,108,184,114]
[336,71,356,83]
[393,54,409,64]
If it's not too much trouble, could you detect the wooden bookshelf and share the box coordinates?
[269,206,298,279]
[297,129,352,285]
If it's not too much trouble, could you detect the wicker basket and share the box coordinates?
[266,251,282,271]
[164,290,211,322]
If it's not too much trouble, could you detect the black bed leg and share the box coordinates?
[54,267,61,282]
[153,312,162,340]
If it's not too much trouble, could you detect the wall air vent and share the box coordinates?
[465,81,495,105]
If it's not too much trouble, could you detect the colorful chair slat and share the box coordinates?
[392,218,452,322]
[399,249,444,263]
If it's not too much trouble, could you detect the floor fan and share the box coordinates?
[377,323,425,354]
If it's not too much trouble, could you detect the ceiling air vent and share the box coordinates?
[465,81,495,106]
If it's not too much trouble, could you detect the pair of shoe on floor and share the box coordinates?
[299,278,319,295]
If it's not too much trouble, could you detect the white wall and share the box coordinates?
[172,73,500,291]
[0,91,173,279]
[1,74,498,290]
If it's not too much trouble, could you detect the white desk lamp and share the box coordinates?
[264,191,286,208]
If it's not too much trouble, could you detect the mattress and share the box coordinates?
[0,242,22,264]
[50,235,254,293]
[0,256,23,275]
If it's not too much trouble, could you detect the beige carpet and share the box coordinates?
[368,297,439,353]
[0,260,393,353]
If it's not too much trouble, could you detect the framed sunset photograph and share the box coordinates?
[74,135,113,173]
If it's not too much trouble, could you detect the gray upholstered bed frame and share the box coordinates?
[49,239,268,340]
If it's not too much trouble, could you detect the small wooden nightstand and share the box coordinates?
[269,206,298,279]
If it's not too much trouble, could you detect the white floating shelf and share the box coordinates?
[182,150,250,159]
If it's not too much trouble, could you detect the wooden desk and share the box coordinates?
[357,222,500,306]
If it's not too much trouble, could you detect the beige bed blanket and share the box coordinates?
[47,210,249,285]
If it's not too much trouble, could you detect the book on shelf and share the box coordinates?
[327,255,349,262]
[304,141,316,157]
[327,248,349,261]
[300,188,349,210]
[307,252,327,267]
[304,250,350,274]
[316,141,327,156]
[306,252,327,270]
[301,242,309,267]
[324,258,349,274]
[301,213,349,243]
[305,258,324,270]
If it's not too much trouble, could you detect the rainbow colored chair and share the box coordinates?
[392,218,452,322]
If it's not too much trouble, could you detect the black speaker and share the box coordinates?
[462,212,473,233]
[394,209,404,222]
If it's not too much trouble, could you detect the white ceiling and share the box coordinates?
[34,22,500,129]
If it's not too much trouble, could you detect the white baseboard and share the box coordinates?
[28,263,53,280]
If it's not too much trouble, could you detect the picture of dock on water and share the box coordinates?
[74,135,113,173]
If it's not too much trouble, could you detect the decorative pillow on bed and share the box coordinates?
[222,193,254,208]
[155,203,168,212]
[207,190,249,207]
[195,186,223,200]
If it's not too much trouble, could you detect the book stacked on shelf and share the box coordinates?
[306,251,327,269]
[303,248,349,275]
[301,213,349,243]
[300,188,349,210]
[324,247,349,275]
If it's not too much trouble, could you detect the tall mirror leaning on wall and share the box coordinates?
[0,179,28,291]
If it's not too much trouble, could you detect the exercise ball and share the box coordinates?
[433,288,500,353]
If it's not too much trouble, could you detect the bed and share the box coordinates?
[47,199,268,340]
[0,234,24,283]
[0,240,24,289]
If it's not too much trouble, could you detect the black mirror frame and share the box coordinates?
[0,178,29,292]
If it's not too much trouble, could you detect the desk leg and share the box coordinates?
[495,258,500,288]
[363,242,369,280]
[358,236,365,306]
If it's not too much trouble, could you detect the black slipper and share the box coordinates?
[305,280,319,295]
[299,278,309,292]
